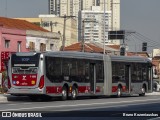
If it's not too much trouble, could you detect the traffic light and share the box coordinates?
[142,42,147,51]
[120,47,125,56]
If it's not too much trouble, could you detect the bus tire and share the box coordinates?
[117,86,122,98]
[71,86,78,100]
[61,86,68,101]
[139,86,146,96]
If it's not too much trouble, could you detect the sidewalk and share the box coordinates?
[146,92,160,95]
[0,94,8,103]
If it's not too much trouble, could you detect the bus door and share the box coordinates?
[90,63,96,94]
[125,65,131,93]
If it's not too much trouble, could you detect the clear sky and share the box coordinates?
[0,0,160,52]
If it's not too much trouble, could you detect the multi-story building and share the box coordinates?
[39,15,78,47]
[48,0,81,17]
[78,6,111,44]
[0,17,60,84]
[49,0,120,45]
[100,0,120,31]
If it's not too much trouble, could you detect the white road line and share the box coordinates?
[54,101,160,112]
[1,98,160,111]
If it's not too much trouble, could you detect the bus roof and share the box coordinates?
[44,51,151,63]
[110,55,151,63]
[44,51,103,60]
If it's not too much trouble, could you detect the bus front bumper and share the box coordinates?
[7,87,45,95]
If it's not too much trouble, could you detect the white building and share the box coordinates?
[39,15,78,47]
[153,49,160,57]
[48,0,81,17]
[48,0,120,45]
[78,6,111,44]
[26,30,60,52]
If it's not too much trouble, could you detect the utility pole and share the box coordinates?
[103,0,106,54]
[60,15,75,51]
[50,21,57,32]
[82,20,85,52]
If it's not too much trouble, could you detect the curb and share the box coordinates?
[146,92,160,95]
[0,95,8,103]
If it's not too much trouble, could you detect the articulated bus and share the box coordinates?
[7,51,153,101]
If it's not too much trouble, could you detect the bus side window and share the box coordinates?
[96,62,104,83]
[62,58,70,76]
[85,62,90,82]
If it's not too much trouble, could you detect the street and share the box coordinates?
[0,94,160,119]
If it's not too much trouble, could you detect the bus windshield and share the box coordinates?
[11,53,40,74]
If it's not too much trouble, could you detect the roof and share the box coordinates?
[64,42,104,53]
[107,45,120,50]
[0,16,48,32]
[91,42,120,51]
[126,52,150,57]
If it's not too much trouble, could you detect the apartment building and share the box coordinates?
[49,0,120,45]
[78,6,111,44]
[48,0,81,17]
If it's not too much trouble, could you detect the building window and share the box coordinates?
[40,43,46,52]
[17,41,21,52]
[50,44,54,50]
[29,42,35,51]
[5,40,10,48]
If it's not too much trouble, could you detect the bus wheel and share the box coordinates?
[71,86,78,100]
[117,86,122,97]
[61,87,68,101]
[139,86,145,96]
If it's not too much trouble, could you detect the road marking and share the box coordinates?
[1,98,160,111]
[53,101,160,112]
[148,117,160,120]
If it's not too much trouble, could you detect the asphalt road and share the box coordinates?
[1,95,160,120]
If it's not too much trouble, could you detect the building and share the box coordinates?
[153,49,160,57]
[39,15,78,47]
[78,6,111,44]
[48,0,120,45]
[48,0,81,17]
[48,0,120,29]
[126,52,150,58]
[0,17,60,72]
[15,18,41,27]
[100,0,120,31]
[15,15,77,48]
[64,42,120,55]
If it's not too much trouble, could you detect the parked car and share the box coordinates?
[153,80,160,92]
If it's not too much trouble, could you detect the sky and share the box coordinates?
[0,0,160,53]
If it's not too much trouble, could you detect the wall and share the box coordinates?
[26,30,61,51]
[0,27,27,72]
[39,15,78,47]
